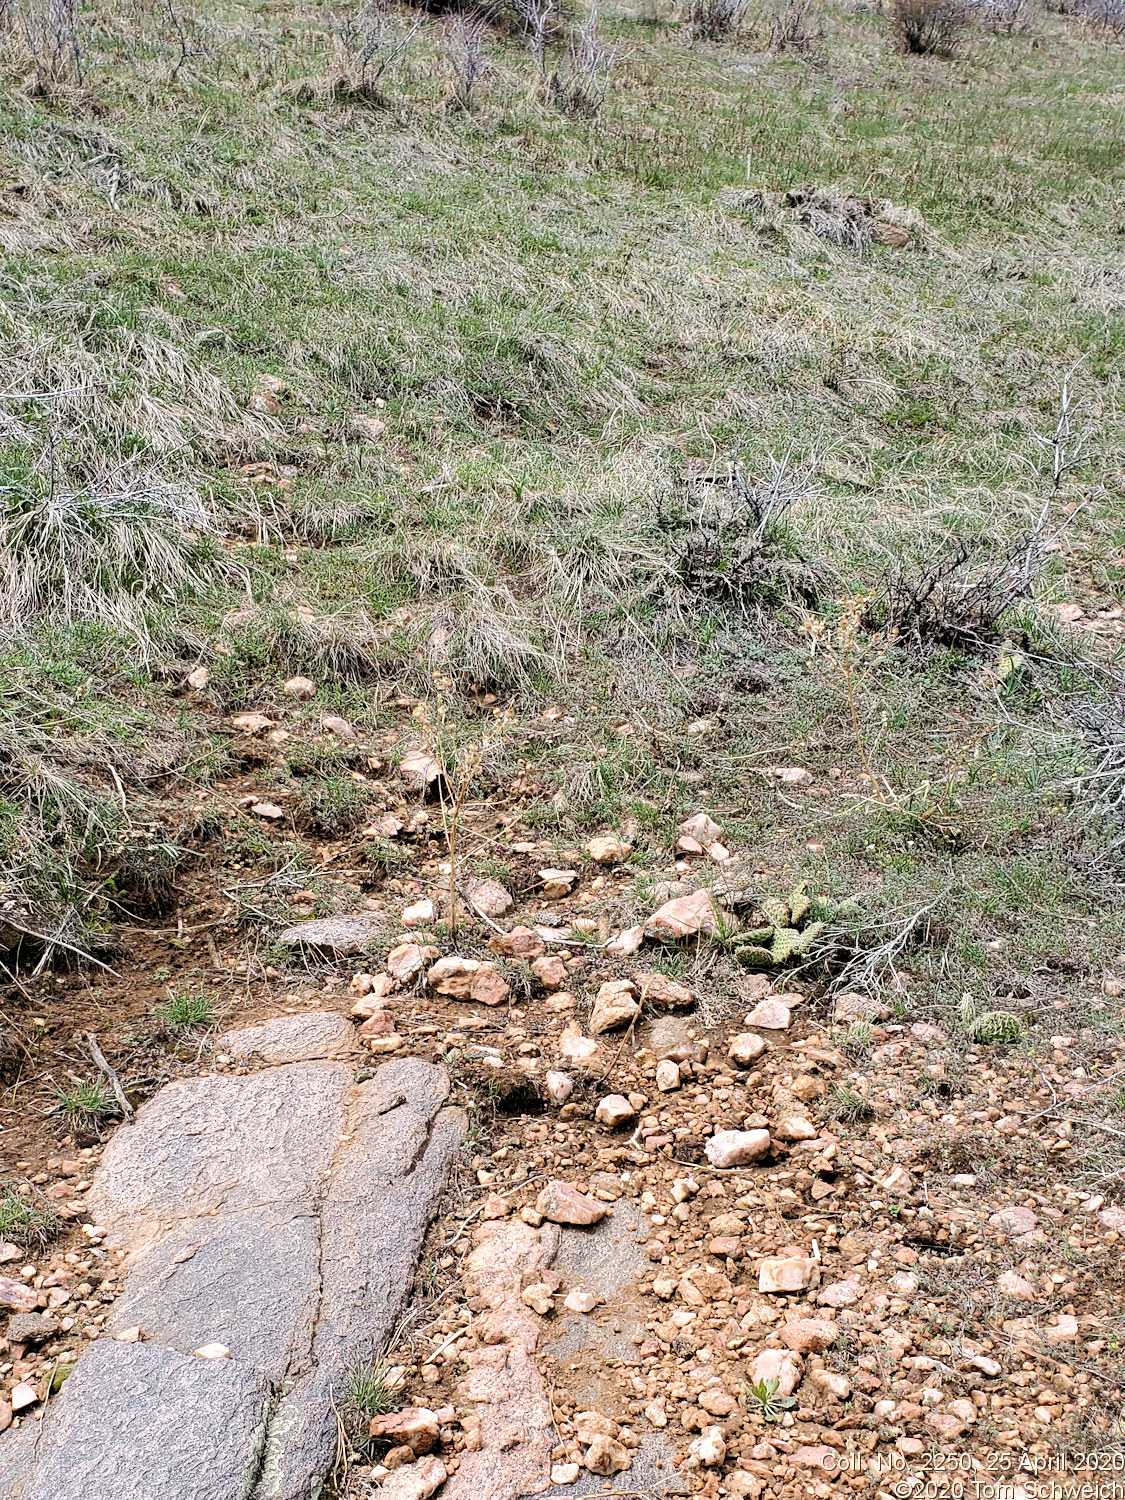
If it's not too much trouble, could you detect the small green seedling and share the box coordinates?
[744,1376,797,1422]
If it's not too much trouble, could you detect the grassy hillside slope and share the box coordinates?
[0,0,1122,1010]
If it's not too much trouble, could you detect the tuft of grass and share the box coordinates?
[828,1082,875,1122]
[340,1358,403,1459]
[0,1183,61,1250]
[51,1076,120,1130]
[0,410,217,630]
[154,987,216,1032]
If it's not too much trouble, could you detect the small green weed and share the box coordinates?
[743,1376,796,1421]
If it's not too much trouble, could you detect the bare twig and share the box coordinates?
[3,920,121,977]
[83,1031,134,1120]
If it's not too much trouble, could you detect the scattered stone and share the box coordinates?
[249,801,285,819]
[589,980,640,1034]
[399,750,440,789]
[989,1206,1038,1235]
[427,956,510,1006]
[605,926,644,956]
[744,999,793,1030]
[586,836,633,864]
[881,1164,915,1196]
[283,675,316,699]
[321,715,356,741]
[595,1094,635,1128]
[544,1070,574,1104]
[350,414,387,442]
[0,1276,37,1313]
[220,1012,357,1066]
[279,912,384,954]
[387,942,438,983]
[833,991,889,1024]
[910,1021,946,1043]
[924,1413,965,1441]
[728,1032,767,1065]
[655,1059,681,1093]
[644,1400,667,1428]
[530,955,567,991]
[489,926,547,960]
[468,879,514,918]
[10,1382,38,1411]
[402,898,435,928]
[230,712,274,734]
[584,1433,631,1474]
[750,1348,803,1397]
[521,1284,554,1315]
[1046,1314,1079,1344]
[810,1368,851,1400]
[368,1408,442,1454]
[680,813,724,847]
[780,1318,837,1354]
[645,889,722,941]
[636,972,694,1008]
[536,1181,607,1226]
[689,1426,726,1467]
[7,1312,57,1346]
[706,1129,770,1168]
[759,1256,815,1293]
[767,766,813,787]
[373,1455,448,1498]
[775,1116,816,1142]
[551,1463,581,1484]
[193,1343,231,1359]
[540,868,577,899]
[563,1288,599,1314]
[1098,1205,1125,1233]
[559,1028,597,1065]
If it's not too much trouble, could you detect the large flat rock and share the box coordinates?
[8,1030,465,1500]
[220,1011,359,1065]
[4,1338,272,1500]
[106,1206,321,1382]
[256,1061,468,1500]
[88,1061,355,1246]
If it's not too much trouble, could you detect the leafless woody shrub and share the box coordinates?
[441,11,488,109]
[511,0,556,73]
[1081,0,1125,43]
[688,0,747,42]
[770,0,820,50]
[891,0,969,53]
[331,0,421,103]
[868,500,1057,655]
[14,0,84,86]
[967,0,1033,32]
[549,12,614,116]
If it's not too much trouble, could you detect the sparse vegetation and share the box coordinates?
[51,1075,120,1129]
[0,1182,61,1249]
[153,987,216,1032]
